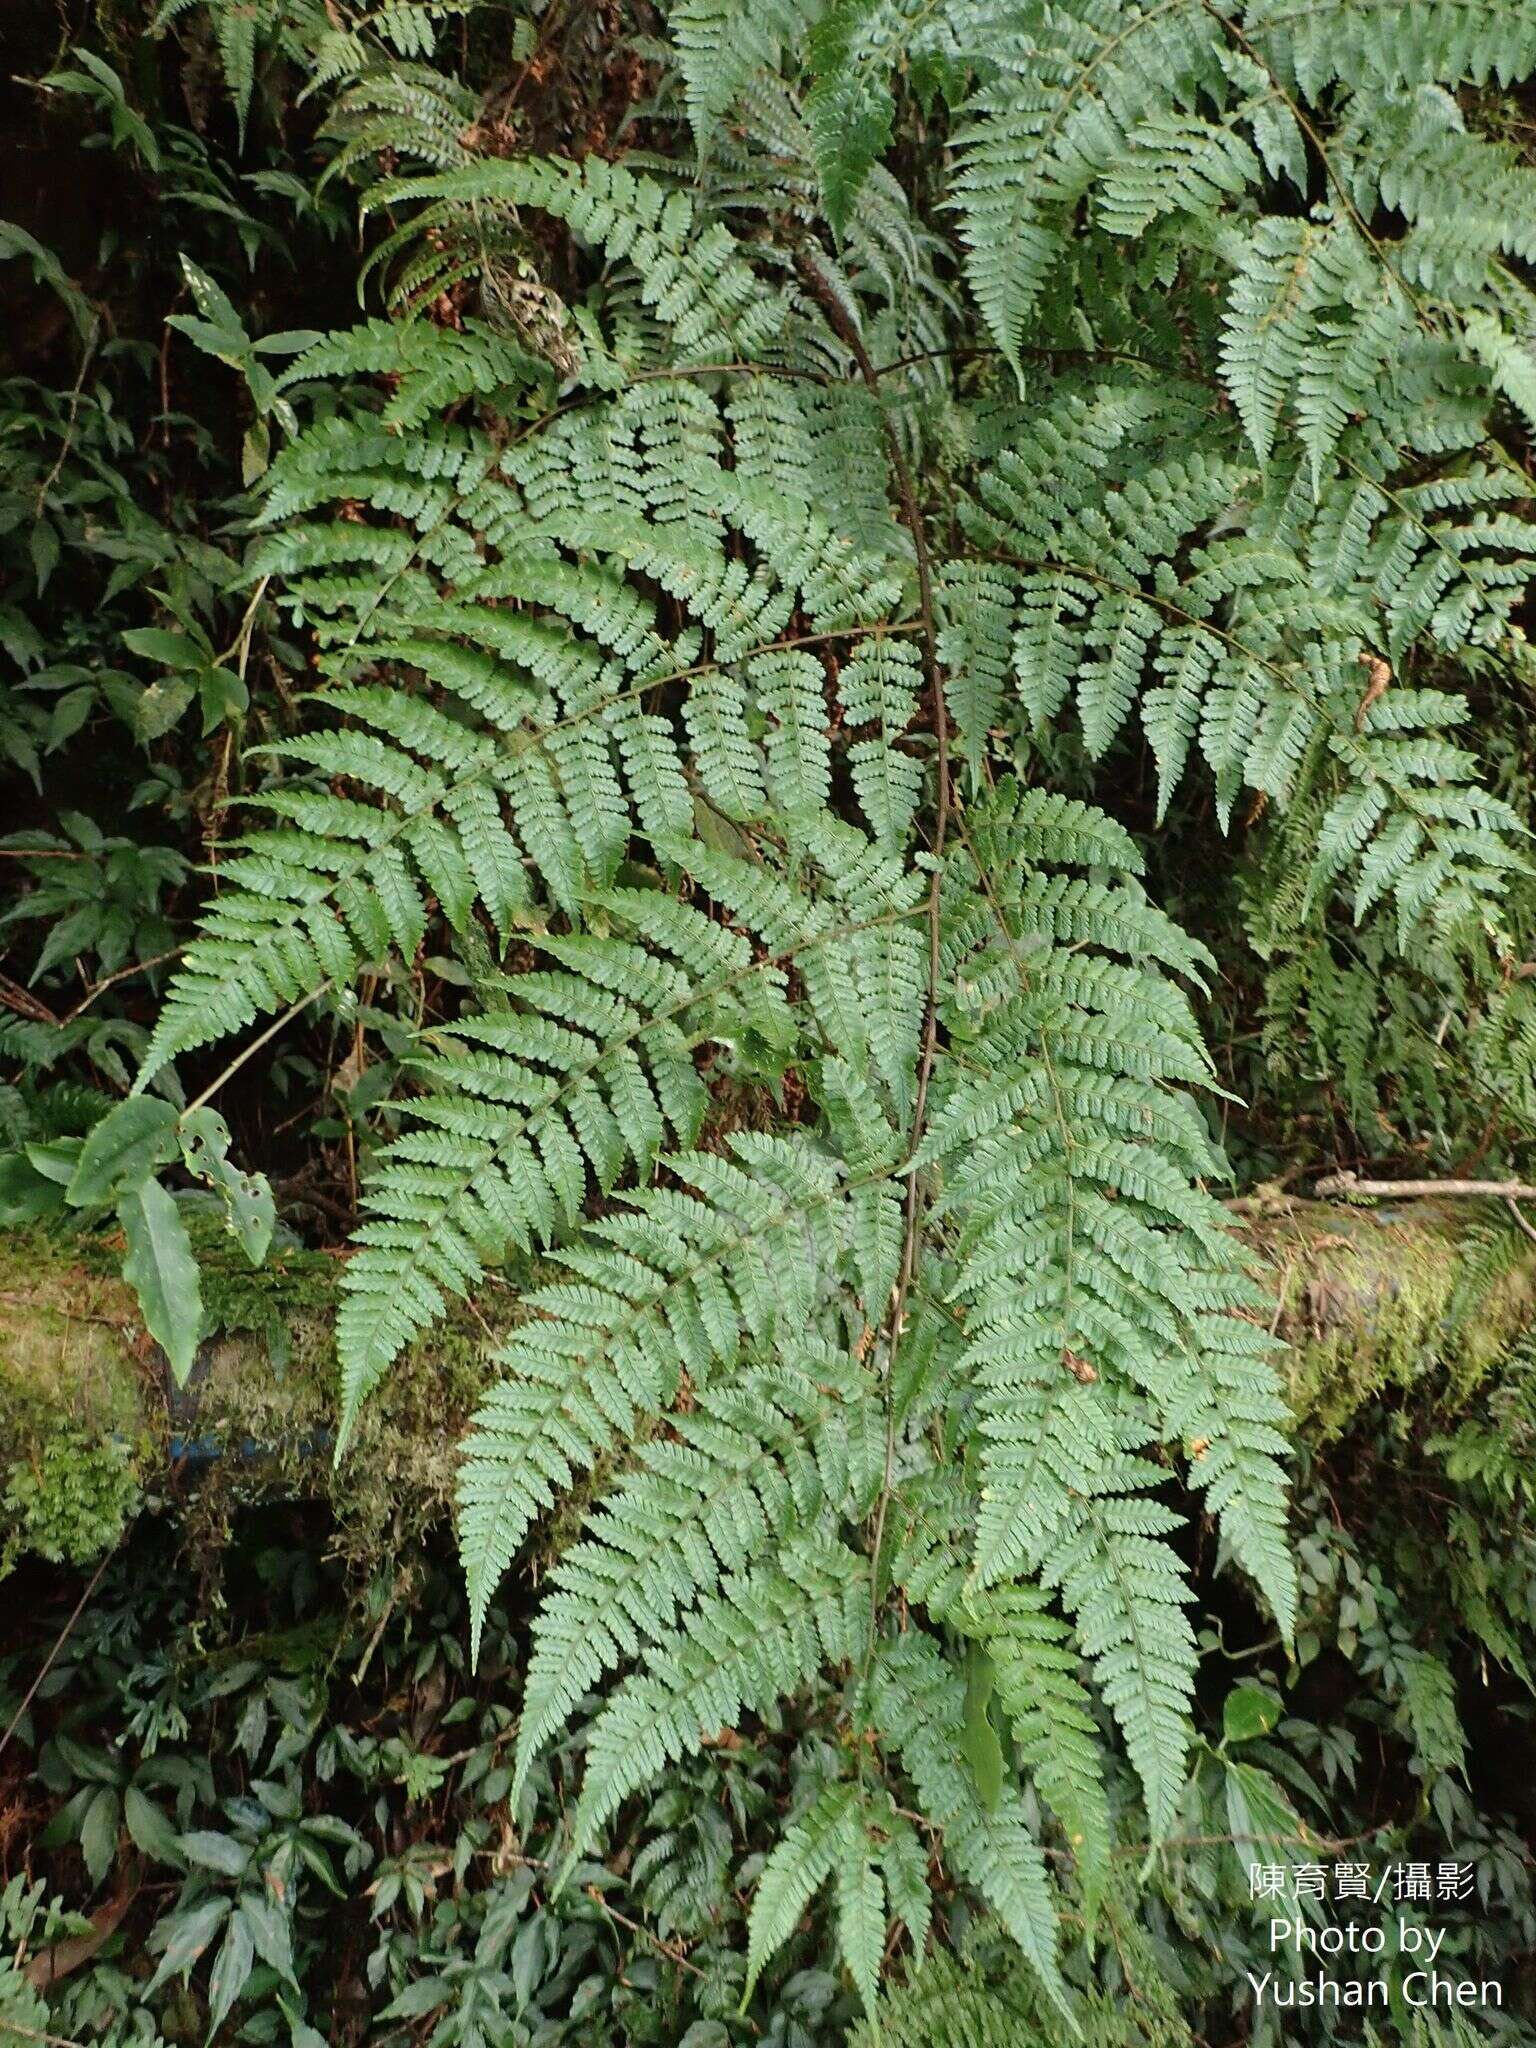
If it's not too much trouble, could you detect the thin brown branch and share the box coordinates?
[583,1886,707,1979]
[59,946,184,1025]
[34,320,99,516]
[0,972,60,1025]
[0,2019,93,2048]
[182,982,334,1117]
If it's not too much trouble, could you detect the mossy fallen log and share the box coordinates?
[0,1220,512,1574]
[2,1193,1531,1573]
[1245,1192,1536,1434]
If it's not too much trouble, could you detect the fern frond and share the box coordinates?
[954,377,1529,928]
[141,338,916,1090]
[949,1584,1113,1920]
[339,886,770,1416]
[671,0,817,144]
[362,155,794,356]
[456,1134,858,1656]
[566,1538,867,1861]
[742,1780,925,2014]
[949,1,1221,380]
[869,1632,1073,2024]
[850,1951,1053,2048]
[918,781,1289,1832]
[512,1347,878,1799]
[1040,1493,1196,1843]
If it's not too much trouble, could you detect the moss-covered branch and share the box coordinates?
[0,1221,510,1573]
[1248,1194,1536,1434]
[4,1193,1532,1571]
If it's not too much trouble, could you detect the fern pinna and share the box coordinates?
[133,0,1536,2020]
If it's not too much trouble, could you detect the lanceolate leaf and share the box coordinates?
[119,1178,204,1385]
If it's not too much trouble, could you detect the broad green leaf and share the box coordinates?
[180,1108,275,1264]
[52,1731,121,1783]
[279,2000,329,2048]
[134,674,198,740]
[0,1150,69,1223]
[121,626,202,670]
[960,1640,1005,1812]
[1222,1682,1282,1745]
[144,1897,231,1995]
[124,1785,184,1865]
[67,1096,180,1207]
[198,666,250,731]
[1223,1758,1307,1867]
[119,1179,204,1384]
[252,327,326,355]
[239,1891,297,1984]
[207,1914,256,2035]
[80,1785,120,1887]
[177,254,247,342]
[381,1977,453,2020]
[176,1829,254,1878]
[25,1137,84,1186]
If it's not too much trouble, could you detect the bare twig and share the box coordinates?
[183,982,334,1116]
[1315,1171,1536,1201]
[34,320,100,516]
[0,1552,112,1764]
[0,972,60,1026]
[59,946,184,1025]
[0,1291,132,1332]
[583,1886,707,1979]
[0,2018,93,2048]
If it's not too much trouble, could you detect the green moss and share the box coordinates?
[0,1227,146,1444]
[0,1219,516,1575]
[1250,1199,1536,1437]
[1,1427,141,1574]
